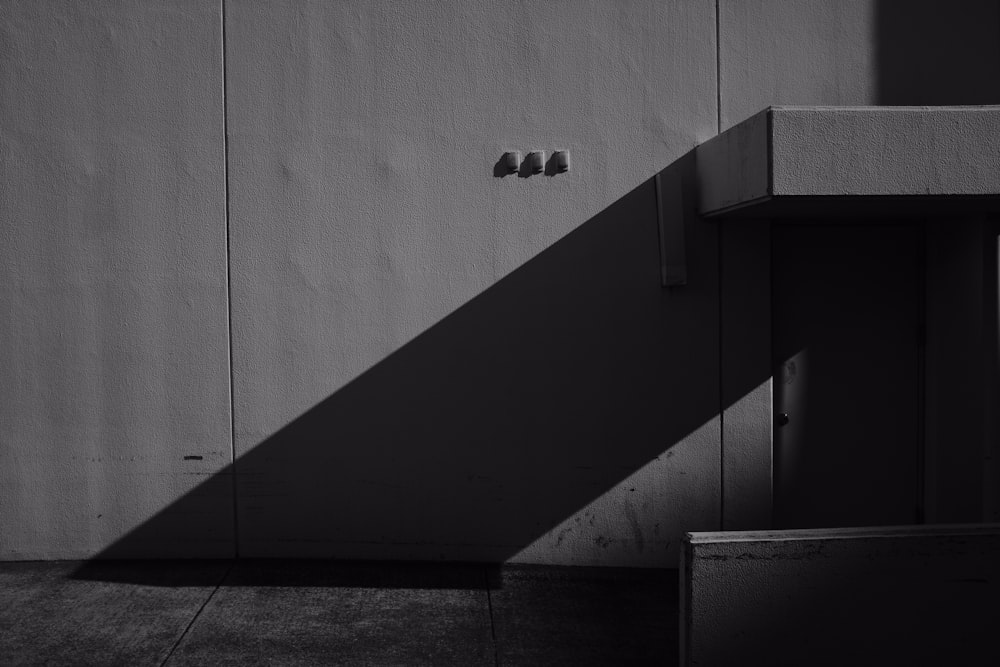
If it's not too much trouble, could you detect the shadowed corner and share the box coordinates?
[68,148,760,588]
[874,0,1000,106]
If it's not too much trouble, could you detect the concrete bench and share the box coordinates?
[681,524,1000,666]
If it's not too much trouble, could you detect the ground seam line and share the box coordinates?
[484,567,500,667]
[158,560,234,667]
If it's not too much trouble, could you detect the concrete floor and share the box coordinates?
[0,560,677,666]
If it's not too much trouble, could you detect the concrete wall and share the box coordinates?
[0,0,233,559]
[719,0,1000,129]
[224,0,719,565]
[2,0,999,565]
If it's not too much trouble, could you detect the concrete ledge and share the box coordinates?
[681,524,1000,666]
[696,106,1000,217]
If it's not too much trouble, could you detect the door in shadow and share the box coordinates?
[772,223,922,529]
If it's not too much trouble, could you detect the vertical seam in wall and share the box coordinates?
[221,0,240,558]
[715,0,722,134]
[715,0,725,531]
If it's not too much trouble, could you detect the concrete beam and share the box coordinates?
[697,106,1000,217]
[681,524,1000,666]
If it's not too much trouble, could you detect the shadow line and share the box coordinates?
[71,150,746,585]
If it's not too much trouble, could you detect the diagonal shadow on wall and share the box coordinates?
[72,151,754,586]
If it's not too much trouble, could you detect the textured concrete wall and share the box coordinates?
[3,0,1000,564]
[719,0,879,131]
[682,525,1000,666]
[770,107,1000,197]
[225,0,720,565]
[0,0,232,559]
[718,0,1000,129]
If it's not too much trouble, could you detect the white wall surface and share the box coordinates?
[225,0,720,565]
[718,0,1000,129]
[719,0,879,131]
[2,0,999,565]
[0,0,233,559]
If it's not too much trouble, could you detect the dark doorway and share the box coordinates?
[772,223,922,529]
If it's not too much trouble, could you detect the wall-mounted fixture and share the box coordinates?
[527,151,546,174]
[553,150,570,173]
[502,151,521,175]
[496,149,571,177]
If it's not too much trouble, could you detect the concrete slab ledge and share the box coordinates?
[688,522,1000,543]
[696,106,1000,218]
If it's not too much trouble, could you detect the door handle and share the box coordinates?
[777,413,790,427]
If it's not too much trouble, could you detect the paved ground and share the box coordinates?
[0,560,678,666]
